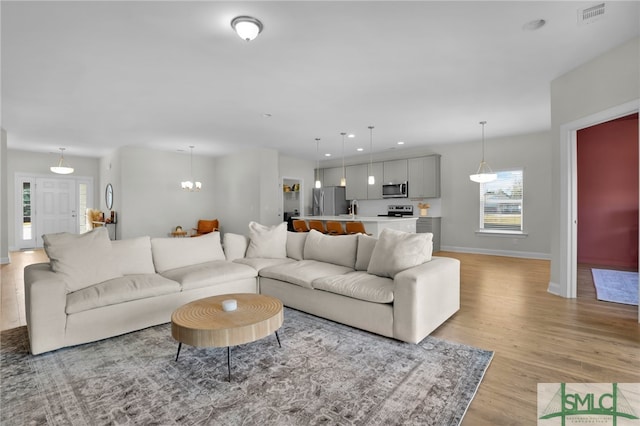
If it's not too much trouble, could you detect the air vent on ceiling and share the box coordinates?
[578,3,605,25]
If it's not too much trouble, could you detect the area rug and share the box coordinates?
[592,268,639,305]
[1,308,493,425]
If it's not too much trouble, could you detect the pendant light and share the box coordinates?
[314,138,322,188]
[469,121,497,183]
[50,148,74,175]
[368,126,375,185]
[340,132,347,187]
[181,146,202,191]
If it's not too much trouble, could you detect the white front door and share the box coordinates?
[34,177,77,247]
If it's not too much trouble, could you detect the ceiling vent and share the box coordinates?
[578,3,605,25]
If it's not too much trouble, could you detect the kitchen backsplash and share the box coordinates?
[350,198,442,217]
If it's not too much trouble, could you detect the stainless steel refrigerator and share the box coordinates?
[312,186,348,216]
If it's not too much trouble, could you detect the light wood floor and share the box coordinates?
[1,250,638,425]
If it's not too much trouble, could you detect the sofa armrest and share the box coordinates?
[392,256,460,343]
[24,263,68,354]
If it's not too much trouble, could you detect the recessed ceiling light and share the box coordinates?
[324,153,331,157]
[356,147,364,152]
[262,113,272,118]
[397,141,405,145]
[523,19,546,31]
[348,134,355,138]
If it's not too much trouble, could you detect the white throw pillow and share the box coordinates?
[367,229,433,278]
[303,229,358,269]
[245,222,287,259]
[223,233,249,261]
[286,231,307,260]
[151,231,226,273]
[355,234,378,271]
[111,236,155,275]
[43,227,122,292]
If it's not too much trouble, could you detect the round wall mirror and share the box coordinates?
[105,183,113,210]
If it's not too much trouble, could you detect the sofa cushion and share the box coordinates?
[303,230,358,269]
[234,257,295,272]
[355,234,378,271]
[151,231,225,273]
[111,236,155,275]
[246,222,287,259]
[286,231,307,260]
[43,227,122,292]
[160,260,257,291]
[367,229,433,278]
[223,233,248,261]
[260,260,354,290]
[313,271,394,304]
[66,274,180,314]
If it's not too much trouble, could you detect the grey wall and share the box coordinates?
[550,37,640,297]
[323,130,552,258]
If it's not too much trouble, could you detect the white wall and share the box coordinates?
[549,37,640,297]
[213,148,280,235]
[117,146,217,239]
[0,130,8,263]
[4,149,100,249]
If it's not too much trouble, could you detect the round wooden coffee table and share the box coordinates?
[171,293,283,381]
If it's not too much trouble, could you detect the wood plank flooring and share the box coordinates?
[1,250,638,425]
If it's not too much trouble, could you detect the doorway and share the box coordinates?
[282,177,303,231]
[556,99,639,300]
[14,174,94,249]
[576,113,639,303]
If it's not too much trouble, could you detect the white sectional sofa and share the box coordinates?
[24,223,460,355]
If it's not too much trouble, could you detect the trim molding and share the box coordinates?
[0,256,10,265]
[547,281,564,297]
[440,245,550,260]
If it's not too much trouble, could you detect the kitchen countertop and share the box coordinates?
[293,215,418,222]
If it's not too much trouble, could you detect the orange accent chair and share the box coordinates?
[345,221,370,235]
[192,219,219,237]
[308,220,326,233]
[326,221,346,235]
[293,220,309,232]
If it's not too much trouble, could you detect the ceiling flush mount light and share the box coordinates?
[315,138,322,189]
[50,148,74,174]
[231,16,263,41]
[470,121,497,183]
[368,126,375,185]
[181,146,202,191]
[340,132,347,187]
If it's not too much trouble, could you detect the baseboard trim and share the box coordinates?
[440,246,551,260]
[547,281,563,297]
[0,256,10,265]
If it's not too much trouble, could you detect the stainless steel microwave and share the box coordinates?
[382,182,408,198]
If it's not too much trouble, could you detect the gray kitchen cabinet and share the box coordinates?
[383,159,408,184]
[417,217,441,252]
[345,164,368,200]
[367,162,384,200]
[322,166,345,187]
[408,155,441,198]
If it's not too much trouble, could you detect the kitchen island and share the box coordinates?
[293,215,417,238]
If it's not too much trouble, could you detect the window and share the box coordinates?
[22,181,32,240]
[479,169,523,233]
